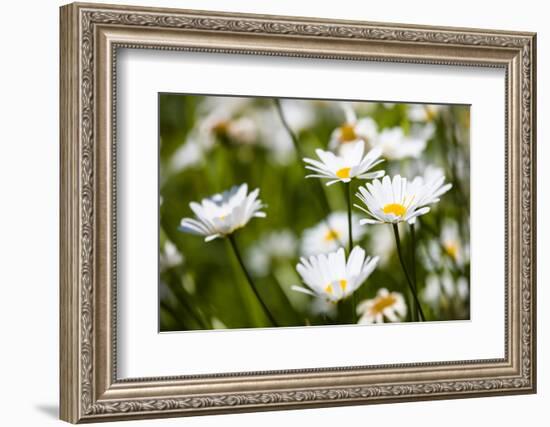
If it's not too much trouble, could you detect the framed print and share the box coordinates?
[59,2,537,423]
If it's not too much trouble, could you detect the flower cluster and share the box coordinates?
[169,97,466,330]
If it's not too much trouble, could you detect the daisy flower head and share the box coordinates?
[374,127,428,160]
[409,166,453,207]
[407,103,443,123]
[301,212,366,256]
[303,140,385,186]
[357,288,407,324]
[159,240,183,270]
[355,175,433,225]
[178,183,266,242]
[246,230,298,276]
[440,220,468,266]
[292,246,379,303]
[423,272,469,309]
[328,103,378,151]
[195,97,258,149]
[421,219,469,271]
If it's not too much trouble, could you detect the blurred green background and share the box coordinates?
[159,94,470,331]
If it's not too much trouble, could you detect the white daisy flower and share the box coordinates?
[195,97,258,149]
[252,108,296,164]
[440,220,468,266]
[421,220,469,271]
[303,140,385,186]
[169,137,204,172]
[328,103,378,151]
[160,241,183,270]
[366,225,395,267]
[408,104,443,122]
[301,212,366,256]
[423,272,469,309]
[292,246,379,303]
[200,110,258,147]
[246,230,298,276]
[178,183,266,242]
[276,99,316,132]
[374,127,428,160]
[357,288,407,324]
[355,175,433,225]
[406,167,453,221]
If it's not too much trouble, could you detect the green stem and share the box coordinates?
[391,224,425,321]
[166,270,209,329]
[274,99,304,158]
[345,182,353,253]
[227,234,278,327]
[273,99,335,226]
[409,222,420,322]
[345,182,357,322]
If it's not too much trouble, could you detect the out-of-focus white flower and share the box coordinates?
[160,241,183,270]
[374,127,428,160]
[292,247,378,303]
[211,317,228,329]
[328,103,378,151]
[200,96,251,115]
[179,183,266,242]
[357,288,407,324]
[421,219,469,271]
[253,109,295,164]
[277,99,316,132]
[366,225,395,267]
[246,230,298,276]
[198,109,258,148]
[355,175,432,225]
[422,272,469,308]
[440,220,467,266]
[304,141,385,186]
[194,97,258,149]
[169,138,203,172]
[301,212,366,256]
[408,104,443,122]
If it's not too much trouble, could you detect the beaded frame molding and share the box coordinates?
[59,2,537,423]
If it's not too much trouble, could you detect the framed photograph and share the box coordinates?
[60,2,537,423]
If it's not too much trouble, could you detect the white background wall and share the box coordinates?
[0,0,546,425]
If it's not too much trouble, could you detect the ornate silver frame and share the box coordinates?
[59,2,537,423]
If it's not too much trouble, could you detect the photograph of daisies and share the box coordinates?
[159,93,470,332]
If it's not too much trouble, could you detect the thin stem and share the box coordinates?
[273,99,335,228]
[166,269,210,329]
[346,182,353,253]
[391,224,425,321]
[345,182,357,322]
[409,222,419,322]
[274,98,304,158]
[228,234,278,327]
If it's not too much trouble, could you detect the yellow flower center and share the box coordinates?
[336,167,351,179]
[444,242,459,260]
[212,120,229,136]
[339,124,357,143]
[324,229,341,242]
[339,279,347,291]
[324,280,347,295]
[370,294,397,315]
[426,107,437,122]
[383,203,407,217]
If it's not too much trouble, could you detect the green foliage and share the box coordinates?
[159,95,470,331]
